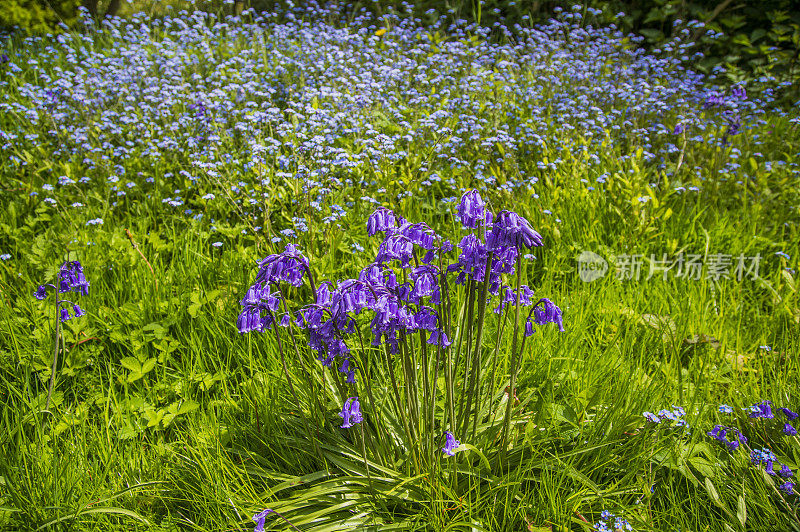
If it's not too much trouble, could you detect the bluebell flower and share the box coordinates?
[442,431,460,456]
[779,482,795,495]
[338,397,363,429]
[457,190,486,229]
[487,210,543,250]
[532,298,564,332]
[707,425,746,452]
[252,509,274,532]
[749,400,774,419]
[367,207,401,236]
[784,423,797,436]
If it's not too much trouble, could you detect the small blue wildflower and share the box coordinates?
[719,404,733,414]
[614,517,632,531]
[643,412,660,423]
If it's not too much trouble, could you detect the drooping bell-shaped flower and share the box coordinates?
[533,298,564,332]
[339,397,363,428]
[367,207,398,236]
[34,285,48,300]
[252,509,275,532]
[442,431,460,456]
[488,210,543,250]
[457,190,486,229]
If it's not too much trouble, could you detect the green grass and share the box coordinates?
[1,7,799,531]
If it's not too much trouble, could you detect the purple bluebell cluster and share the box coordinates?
[238,191,563,459]
[707,425,747,452]
[746,401,797,435]
[749,400,774,419]
[750,448,794,480]
[704,401,799,498]
[34,260,89,321]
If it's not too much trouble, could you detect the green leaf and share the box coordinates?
[140,358,157,374]
[736,495,746,527]
[704,477,721,506]
[120,356,141,373]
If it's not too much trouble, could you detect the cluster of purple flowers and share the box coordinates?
[707,401,799,497]
[237,191,564,455]
[34,260,89,321]
[747,400,798,436]
[707,425,747,452]
[594,510,632,532]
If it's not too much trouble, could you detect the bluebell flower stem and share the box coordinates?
[399,335,420,443]
[352,327,389,466]
[431,343,443,464]
[502,252,524,466]
[418,330,431,457]
[467,253,493,440]
[383,343,419,472]
[487,303,510,439]
[271,320,322,462]
[44,295,62,412]
[438,258,457,433]
[456,280,477,432]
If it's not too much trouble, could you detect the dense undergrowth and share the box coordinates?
[0,3,799,531]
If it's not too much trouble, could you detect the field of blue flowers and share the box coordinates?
[0,2,799,531]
